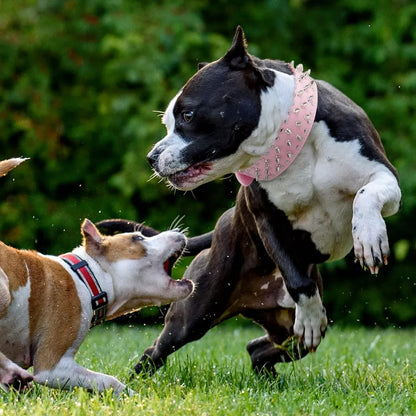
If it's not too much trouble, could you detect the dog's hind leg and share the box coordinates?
[0,352,33,392]
[0,268,33,391]
[244,309,308,375]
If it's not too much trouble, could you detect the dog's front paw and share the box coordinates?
[352,213,389,275]
[293,292,327,351]
[133,351,163,376]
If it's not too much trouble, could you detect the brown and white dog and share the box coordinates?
[0,158,193,394]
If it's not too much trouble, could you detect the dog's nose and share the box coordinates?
[146,148,160,169]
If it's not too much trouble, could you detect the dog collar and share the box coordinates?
[235,62,318,186]
[60,253,108,327]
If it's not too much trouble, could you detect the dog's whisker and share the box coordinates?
[169,215,185,231]
[153,110,165,118]
[167,183,177,195]
[169,217,189,237]
[221,173,234,181]
[147,172,161,183]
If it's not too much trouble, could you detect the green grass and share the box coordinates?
[0,321,415,415]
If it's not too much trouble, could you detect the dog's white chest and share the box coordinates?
[261,121,385,260]
[0,280,31,367]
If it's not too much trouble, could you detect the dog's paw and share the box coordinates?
[0,366,33,392]
[352,213,389,275]
[133,352,162,376]
[293,292,327,351]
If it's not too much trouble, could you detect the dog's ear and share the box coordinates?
[82,219,103,254]
[198,62,209,71]
[223,26,275,88]
[223,26,251,70]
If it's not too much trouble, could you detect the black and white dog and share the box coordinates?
[103,26,401,374]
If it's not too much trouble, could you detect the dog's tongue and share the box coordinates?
[235,172,254,186]
[163,259,171,275]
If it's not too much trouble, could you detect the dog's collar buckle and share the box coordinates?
[60,253,108,327]
[236,62,318,186]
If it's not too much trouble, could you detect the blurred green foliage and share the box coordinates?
[0,0,415,326]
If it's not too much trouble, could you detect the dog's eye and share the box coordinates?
[132,234,144,242]
[182,110,194,123]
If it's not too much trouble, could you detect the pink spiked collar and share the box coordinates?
[235,62,318,186]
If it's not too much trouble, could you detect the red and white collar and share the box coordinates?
[60,253,108,327]
[235,62,318,186]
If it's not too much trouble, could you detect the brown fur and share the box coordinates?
[0,243,81,371]
[101,234,147,263]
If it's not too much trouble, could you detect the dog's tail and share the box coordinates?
[0,158,28,178]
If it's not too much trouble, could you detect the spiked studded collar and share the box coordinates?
[60,253,108,327]
[235,62,318,186]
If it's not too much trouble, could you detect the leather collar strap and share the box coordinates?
[60,253,108,327]
[235,62,318,186]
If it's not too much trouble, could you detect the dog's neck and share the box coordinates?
[60,247,114,326]
[236,63,318,186]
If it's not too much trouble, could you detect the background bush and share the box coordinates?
[0,0,415,326]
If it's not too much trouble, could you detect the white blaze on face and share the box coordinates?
[150,91,190,176]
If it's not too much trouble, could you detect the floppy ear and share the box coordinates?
[82,219,103,254]
[223,26,275,87]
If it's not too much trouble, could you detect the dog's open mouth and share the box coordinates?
[162,243,188,280]
[162,246,194,295]
[163,250,182,276]
[168,162,212,187]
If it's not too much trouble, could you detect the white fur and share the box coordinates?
[293,291,327,350]
[261,121,401,263]
[156,91,189,175]
[34,356,133,396]
[0,278,31,368]
[241,70,294,157]
[352,170,401,273]
[104,231,189,313]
